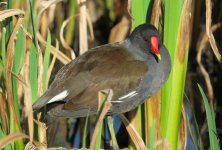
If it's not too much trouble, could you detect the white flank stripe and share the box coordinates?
[118,91,136,100]
[112,100,123,103]
[129,92,138,98]
[47,90,68,104]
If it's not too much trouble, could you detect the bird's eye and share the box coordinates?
[144,38,148,42]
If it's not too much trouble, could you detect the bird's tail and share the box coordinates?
[32,92,51,110]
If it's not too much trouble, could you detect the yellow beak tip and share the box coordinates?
[156,54,161,60]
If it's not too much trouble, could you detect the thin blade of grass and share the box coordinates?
[95,123,103,150]
[13,27,25,74]
[198,84,220,150]
[82,114,89,149]
[46,39,59,88]
[42,30,51,91]
[5,0,13,44]
[1,28,6,80]
[29,43,38,103]
[107,116,119,149]
[37,32,71,64]
[29,0,39,103]
[12,27,25,124]
[28,0,38,47]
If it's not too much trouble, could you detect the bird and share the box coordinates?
[33,23,171,118]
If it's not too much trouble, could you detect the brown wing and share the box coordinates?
[52,45,147,117]
[49,59,148,117]
[34,43,148,117]
[63,60,148,107]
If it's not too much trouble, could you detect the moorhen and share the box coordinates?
[33,23,171,118]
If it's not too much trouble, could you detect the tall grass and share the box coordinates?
[161,0,191,149]
[198,84,220,150]
[0,0,53,149]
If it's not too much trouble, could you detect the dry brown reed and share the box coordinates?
[119,114,147,150]
[78,0,88,54]
[0,132,29,149]
[197,22,222,101]
[205,0,222,61]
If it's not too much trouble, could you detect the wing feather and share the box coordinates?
[33,42,148,116]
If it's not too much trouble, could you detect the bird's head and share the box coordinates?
[129,24,162,61]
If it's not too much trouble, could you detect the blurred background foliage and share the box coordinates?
[0,0,221,149]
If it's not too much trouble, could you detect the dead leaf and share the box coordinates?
[119,114,146,150]
[0,132,29,149]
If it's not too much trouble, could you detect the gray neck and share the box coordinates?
[124,39,151,62]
